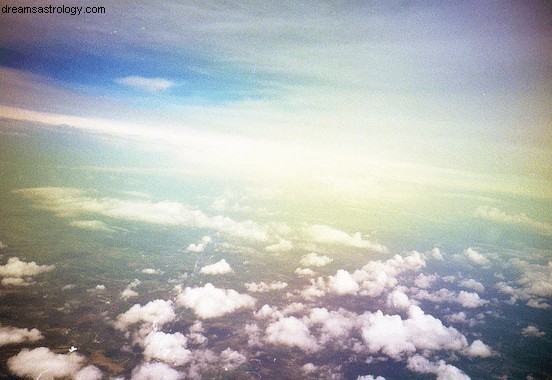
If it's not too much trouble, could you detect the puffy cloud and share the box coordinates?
[360,306,470,360]
[0,325,43,346]
[414,273,437,289]
[141,268,163,275]
[131,362,183,380]
[121,279,141,300]
[406,355,470,380]
[0,257,55,278]
[7,347,93,380]
[142,331,192,366]
[464,339,493,358]
[412,288,489,308]
[430,247,444,261]
[69,220,113,232]
[1,277,31,286]
[475,205,552,236]
[357,376,386,380]
[462,247,490,266]
[459,278,485,293]
[186,236,212,253]
[328,269,360,295]
[245,281,288,293]
[444,312,478,327]
[176,283,255,319]
[115,76,175,93]
[114,299,176,331]
[300,252,333,267]
[386,290,417,311]
[199,259,233,275]
[457,291,489,308]
[526,299,550,309]
[265,239,293,253]
[219,348,247,370]
[295,267,315,276]
[16,187,272,241]
[75,365,103,380]
[303,224,388,253]
[521,326,545,337]
[265,316,319,352]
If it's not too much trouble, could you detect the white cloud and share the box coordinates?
[0,325,43,346]
[475,205,552,236]
[300,252,333,267]
[114,299,176,331]
[386,290,417,311]
[186,236,212,253]
[1,277,32,286]
[357,376,386,380]
[131,362,183,380]
[176,283,255,319]
[265,239,293,253]
[16,187,272,242]
[115,76,175,93]
[521,325,545,337]
[444,312,478,327]
[245,281,288,293]
[142,331,192,366]
[526,299,550,309]
[459,278,485,292]
[295,267,315,276]
[414,273,437,289]
[303,224,388,253]
[75,365,103,380]
[199,259,233,275]
[0,257,55,278]
[406,355,470,380]
[457,291,489,308]
[141,268,163,275]
[430,247,444,260]
[462,247,490,266]
[121,279,141,300]
[7,347,95,380]
[265,316,319,352]
[464,339,493,358]
[69,220,113,232]
[328,269,360,295]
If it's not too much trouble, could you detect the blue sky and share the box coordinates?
[0,0,550,189]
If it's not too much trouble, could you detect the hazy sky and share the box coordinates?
[1,1,551,191]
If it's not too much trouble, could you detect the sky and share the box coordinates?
[0,1,551,380]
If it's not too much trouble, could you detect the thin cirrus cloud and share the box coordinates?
[115,76,175,93]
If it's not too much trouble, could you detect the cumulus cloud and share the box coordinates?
[357,376,386,380]
[114,299,175,331]
[295,267,315,276]
[459,278,485,293]
[186,236,212,253]
[328,269,360,295]
[414,273,437,289]
[496,259,552,308]
[430,247,444,260]
[115,76,175,93]
[462,247,490,266]
[176,283,255,318]
[303,224,387,253]
[141,331,192,366]
[300,252,333,267]
[265,239,293,253]
[131,362,183,380]
[121,279,141,300]
[199,259,233,275]
[412,288,489,308]
[0,325,43,346]
[464,339,493,358]
[245,281,288,293]
[265,316,319,352]
[521,326,545,337]
[406,355,470,380]
[475,205,552,236]
[141,268,163,275]
[16,187,272,241]
[69,220,113,232]
[0,257,55,278]
[7,347,101,380]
